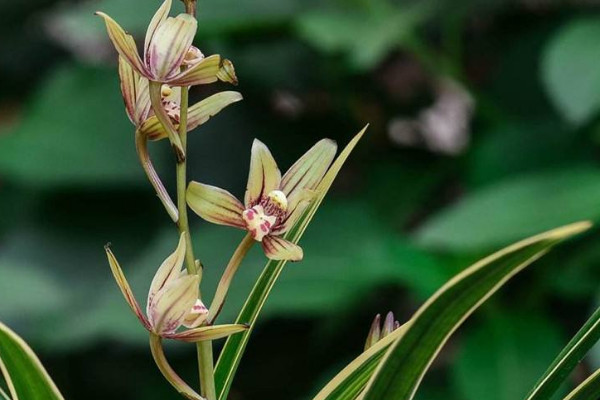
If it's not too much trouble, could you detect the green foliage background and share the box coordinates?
[0,0,599,398]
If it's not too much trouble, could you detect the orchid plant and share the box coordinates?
[95,0,361,398]
[1,1,600,400]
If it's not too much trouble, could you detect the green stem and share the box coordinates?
[197,341,217,400]
[208,233,254,324]
[149,81,186,162]
[176,85,199,278]
[135,130,179,222]
[176,81,216,399]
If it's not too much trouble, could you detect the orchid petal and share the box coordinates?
[261,236,303,261]
[105,245,150,330]
[138,116,163,139]
[96,12,148,77]
[244,139,281,207]
[187,91,243,130]
[150,274,199,334]
[280,139,337,210]
[187,182,246,228]
[144,0,171,61]
[168,54,222,86]
[147,233,186,313]
[118,56,138,125]
[182,299,209,328]
[147,14,197,80]
[168,324,249,343]
[135,77,152,124]
[143,91,243,140]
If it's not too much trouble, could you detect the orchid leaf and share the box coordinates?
[0,321,65,400]
[562,369,600,400]
[214,126,367,400]
[525,306,600,400]
[359,222,590,400]
[311,324,409,400]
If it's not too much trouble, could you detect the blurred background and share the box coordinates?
[1,0,600,398]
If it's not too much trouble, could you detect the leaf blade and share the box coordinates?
[361,222,591,400]
[525,307,600,400]
[0,321,65,400]
[563,369,600,400]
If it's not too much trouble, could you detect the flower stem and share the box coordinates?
[149,81,186,162]
[208,233,254,324]
[135,130,179,223]
[176,76,216,399]
[149,333,204,400]
[176,85,199,278]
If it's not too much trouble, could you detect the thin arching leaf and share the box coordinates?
[563,369,600,400]
[526,307,600,400]
[360,222,591,400]
[312,324,409,400]
[0,322,65,400]
[214,126,367,400]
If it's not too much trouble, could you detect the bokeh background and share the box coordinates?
[1,0,600,398]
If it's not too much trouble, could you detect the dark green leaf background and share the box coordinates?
[1,0,600,399]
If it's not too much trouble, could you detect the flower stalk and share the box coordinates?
[135,130,179,222]
[208,233,255,324]
[150,333,204,400]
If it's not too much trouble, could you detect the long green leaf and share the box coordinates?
[214,126,368,400]
[360,221,591,400]
[312,324,409,400]
[0,321,65,400]
[525,307,600,400]
[563,369,600,400]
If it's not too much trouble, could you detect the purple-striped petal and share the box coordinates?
[167,324,249,343]
[244,139,281,207]
[280,139,337,210]
[187,91,243,130]
[118,56,138,125]
[261,236,303,261]
[187,182,246,229]
[149,274,199,335]
[96,12,149,77]
[105,245,151,330]
[147,14,197,80]
[168,54,222,86]
[147,233,186,314]
[144,0,171,62]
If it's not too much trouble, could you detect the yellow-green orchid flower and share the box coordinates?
[96,0,237,86]
[105,233,248,341]
[118,56,243,140]
[186,139,338,261]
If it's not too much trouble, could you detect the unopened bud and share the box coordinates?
[364,314,381,351]
[364,311,401,350]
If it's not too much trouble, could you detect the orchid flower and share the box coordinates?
[96,0,237,86]
[104,233,248,342]
[186,139,338,261]
[118,57,243,141]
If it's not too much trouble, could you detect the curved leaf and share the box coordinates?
[360,221,591,400]
[0,321,65,400]
[526,307,600,400]
[214,126,367,400]
[563,369,600,400]
[312,324,409,400]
